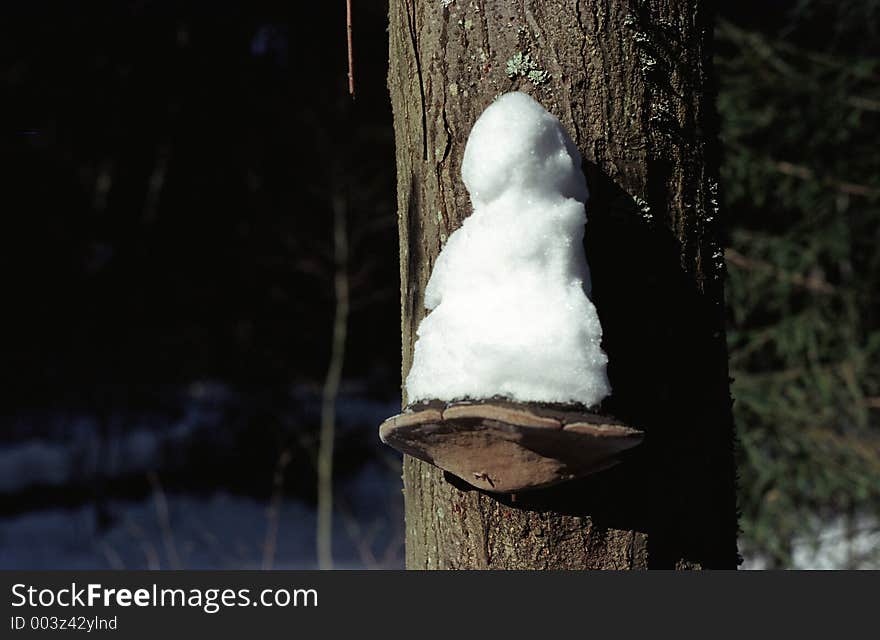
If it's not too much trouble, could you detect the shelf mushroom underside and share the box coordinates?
[379,401,643,493]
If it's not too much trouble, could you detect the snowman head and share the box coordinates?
[461,92,589,208]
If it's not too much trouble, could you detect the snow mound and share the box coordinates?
[405,92,611,407]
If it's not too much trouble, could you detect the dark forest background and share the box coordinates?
[1,1,878,568]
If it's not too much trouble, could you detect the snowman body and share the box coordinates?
[406,92,610,408]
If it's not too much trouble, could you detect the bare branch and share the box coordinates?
[772,160,880,199]
[262,449,292,570]
[725,247,836,295]
[316,192,350,570]
[147,472,181,569]
[346,0,355,99]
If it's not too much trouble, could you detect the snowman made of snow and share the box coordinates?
[380,92,641,493]
[406,91,611,408]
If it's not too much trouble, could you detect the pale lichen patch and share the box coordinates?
[505,51,550,85]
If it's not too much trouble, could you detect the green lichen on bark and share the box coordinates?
[505,51,550,85]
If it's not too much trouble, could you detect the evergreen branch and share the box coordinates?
[726,247,836,295]
[803,427,880,474]
[771,160,880,199]
[847,96,880,112]
[717,19,880,80]
[716,20,798,78]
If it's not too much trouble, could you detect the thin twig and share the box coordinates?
[97,541,125,570]
[726,140,880,200]
[93,159,113,213]
[346,0,355,98]
[262,449,292,570]
[772,160,880,199]
[317,192,350,570]
[725,247,836,295]
[148,472,181,569]
[336,497,380,569]
[143,142,170,223]
[716,20,798,78]
[847,96,880,113]
[123,519,162,570]
[193,521,236,568]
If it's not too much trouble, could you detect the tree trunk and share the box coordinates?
[388,0,738,569]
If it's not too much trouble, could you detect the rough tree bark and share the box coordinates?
[388,0,738,569]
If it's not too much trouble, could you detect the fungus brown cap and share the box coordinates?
[379,400,643,493]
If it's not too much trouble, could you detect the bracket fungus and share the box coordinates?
[380,400,642,493]
[380,92,643,492]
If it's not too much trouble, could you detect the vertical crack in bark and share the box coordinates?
[572,0,588,145]
[426,464,436,568]
[628,529,636,566]
[405,0,428,161]
[476,0,492,61]
[435,103,452,246]
[435,13,452,239]
[476,497,492,569]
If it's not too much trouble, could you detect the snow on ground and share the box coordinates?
[406,91,610,407]
[741,514,880,570]
[0,382,399,495]
[0,463,403,570]
[0,382,404,569]
[5,492,874,569]
[3,380,875,569]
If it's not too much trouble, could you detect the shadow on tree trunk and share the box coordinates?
[439,165,738,569]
